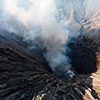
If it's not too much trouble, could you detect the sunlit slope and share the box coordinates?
[57,0,100,34]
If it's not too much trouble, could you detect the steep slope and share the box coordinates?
[0,30,100,100]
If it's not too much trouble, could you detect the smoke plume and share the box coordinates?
[0,0,100,77]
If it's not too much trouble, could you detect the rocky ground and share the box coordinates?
[0,30,100,100]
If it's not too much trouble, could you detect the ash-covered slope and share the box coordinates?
[0,30,100,100]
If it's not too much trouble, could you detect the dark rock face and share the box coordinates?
[0,31,100,100]
[68,36,97,74]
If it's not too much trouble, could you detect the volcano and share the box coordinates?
[0,0,100,100]
[0,30,100,100]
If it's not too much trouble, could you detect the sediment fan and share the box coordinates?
[0,30,100,100]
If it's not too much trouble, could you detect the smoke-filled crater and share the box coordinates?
[45,35,98,78]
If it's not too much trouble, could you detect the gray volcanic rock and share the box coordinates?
[0,31,100,100]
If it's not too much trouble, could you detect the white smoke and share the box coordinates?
[0,0,100,74]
